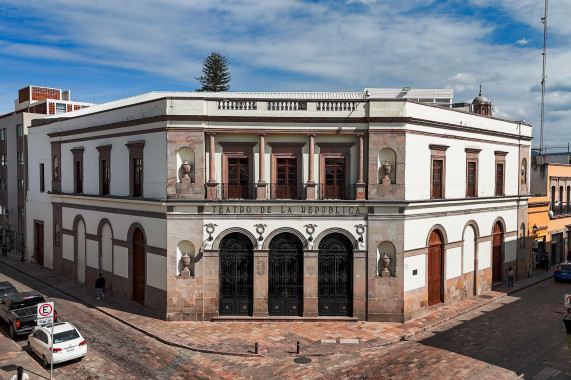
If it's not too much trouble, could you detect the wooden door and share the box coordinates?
[34,223,44,266]
[132,228,145,304]
[428,230,443,306]
[492,222,502,282]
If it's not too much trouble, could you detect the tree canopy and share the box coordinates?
[195,52,231,92]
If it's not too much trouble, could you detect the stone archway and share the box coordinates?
[428,229,444,306]
[268,233,304,316]
[318,233,353,316]
[219,232,254,316]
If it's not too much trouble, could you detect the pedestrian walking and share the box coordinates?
[1,244,7,257]
[507,267,514,288]
[544,252,549,271]
[10,366,29,380]
[95,273,105,299]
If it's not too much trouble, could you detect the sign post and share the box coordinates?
[37,302,54,379]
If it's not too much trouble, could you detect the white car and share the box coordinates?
[27,322,87,367]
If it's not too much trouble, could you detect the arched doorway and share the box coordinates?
[318,233,352,316]
[132,228,146,304]
[268,233,303,316]
[492,222,503,283]
[77,220,86,284]
[219,233,253,316]
[428,230,444,306]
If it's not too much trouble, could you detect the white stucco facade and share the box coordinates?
[25,89,531,322]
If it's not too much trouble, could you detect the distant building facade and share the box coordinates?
[26,89,531,322]
[0,86,93,259]
[529,158,571,270]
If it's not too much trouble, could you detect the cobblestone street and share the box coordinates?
[1,257,569,379]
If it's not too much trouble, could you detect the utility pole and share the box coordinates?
[540,0,548,155]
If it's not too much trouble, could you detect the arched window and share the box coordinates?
[54,222,60,247]
[521,158,527,184]
[378,148,396,184]
[551,186,556,208]
[560,186,564,204]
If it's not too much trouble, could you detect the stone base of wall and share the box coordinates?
[403,286,428,320]
[445,273,471,302]
[477,267,492,294]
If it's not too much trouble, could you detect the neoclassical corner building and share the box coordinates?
[26,89,531,322]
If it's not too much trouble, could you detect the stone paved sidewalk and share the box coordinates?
[0,253,553,359]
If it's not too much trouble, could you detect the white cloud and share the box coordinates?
[0,0,568,148]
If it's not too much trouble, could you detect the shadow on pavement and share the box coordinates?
[414,279,570,379]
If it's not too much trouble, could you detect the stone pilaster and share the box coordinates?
[353,250,366,320]
[253,249,269,317]
[303,250,318,317]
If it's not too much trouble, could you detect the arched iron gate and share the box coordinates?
[318,233,352,316]
[268,233,304,316]
[219,233,253,316]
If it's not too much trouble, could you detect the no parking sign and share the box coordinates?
[36,301,54,326]
[566,294,571,310]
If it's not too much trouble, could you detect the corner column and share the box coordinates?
[206,132,217,200]
[257,133,267,199]
[355,133,366,200]
[303,249,318,317]
[306,134,316,200]
[253,249,269,317]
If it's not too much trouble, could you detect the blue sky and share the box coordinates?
[0,0,569,147]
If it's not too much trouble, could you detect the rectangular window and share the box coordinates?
[17,152,24,165]
[276,157,297,199]
[1,155,6,166]
[432,159,443,199]
[75,160,83,194]
[101,159,110,195]
[55,103,66,115]
[0,129,6,140]
[0,180,6,191]
[323,157,345,199]
[16,124,23,137]
[39,163,45,192]
[133,158,142,197]
[467,161,477,197]
[227,157,249,199]
[495,163,504,196]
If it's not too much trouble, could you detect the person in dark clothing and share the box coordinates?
[544,252,549,271]
[95,273,105,299]
[1,244,7,257]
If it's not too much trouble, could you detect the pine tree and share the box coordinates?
[195,52,231,92]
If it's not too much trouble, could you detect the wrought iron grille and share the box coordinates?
[268,234,303,316]
[219,234,253,316]
[318,233,353,316]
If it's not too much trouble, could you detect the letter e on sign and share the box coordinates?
[37,302,54,319]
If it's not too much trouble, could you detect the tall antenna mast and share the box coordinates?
[540,0,548,155]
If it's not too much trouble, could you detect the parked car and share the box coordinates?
[0,281,17,299]
[0,291,57,338]
[28,322,87,367]
[554,262,571,282]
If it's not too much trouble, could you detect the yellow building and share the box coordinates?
[529,159,571,271]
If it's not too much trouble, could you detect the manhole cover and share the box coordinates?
[480,295,493,299]
[294,356,312,364]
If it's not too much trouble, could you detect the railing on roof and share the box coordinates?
[316,101,358,111]
[267,101,307,111]
[217,100,257,110]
